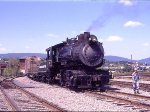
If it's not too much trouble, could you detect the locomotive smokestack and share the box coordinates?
[83,32,90,41]
[84,32,90,38]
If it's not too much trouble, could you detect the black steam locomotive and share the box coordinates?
[33,32,111,90]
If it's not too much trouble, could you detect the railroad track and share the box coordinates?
[0,78,66,111]
[110,80,150,92]
[86,90,150,111]
[114,76,150,81]
[114,73,150,81]
[0,87,13,111]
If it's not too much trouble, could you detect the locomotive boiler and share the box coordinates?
[35,32,111,90]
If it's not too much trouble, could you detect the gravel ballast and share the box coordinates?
[13,76,149,111]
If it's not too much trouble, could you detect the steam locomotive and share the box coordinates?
[32,32,111,90]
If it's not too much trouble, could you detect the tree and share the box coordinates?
[123,64,132,72]
[3,58,20,77]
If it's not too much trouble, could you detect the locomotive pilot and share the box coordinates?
[132,70,140,94]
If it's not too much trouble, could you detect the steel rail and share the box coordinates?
[108,90,150,101]
[88,91,150,110]
[0,86,20,111]
[13,80,67,111]
[110,80,150,92]
[1,78,66,111]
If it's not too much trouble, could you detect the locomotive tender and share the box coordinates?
[34,32,111,90]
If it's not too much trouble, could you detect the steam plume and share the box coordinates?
[86,0,150,32]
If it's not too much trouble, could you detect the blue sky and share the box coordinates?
[0,0,150,60]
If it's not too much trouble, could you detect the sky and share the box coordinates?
[0,0,150,60]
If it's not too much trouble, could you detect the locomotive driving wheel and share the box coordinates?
[71,77,78,90]
[42,74,46,83]
[99,83,106,92]
[61,70,78,90]
[59,71,65,86]
[46,70,54,84]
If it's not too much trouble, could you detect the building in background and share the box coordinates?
[19,56,42,74]
[19,58,26,74]
[0,59,7,75]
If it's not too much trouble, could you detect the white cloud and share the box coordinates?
[25,45,30,49]
[124,21,143,27]
[106,36,123,42]
[47,33,59,38]
[0,47,6,51]
[119,0,134,6]
[0,44,2,46]
[142,42,149,47]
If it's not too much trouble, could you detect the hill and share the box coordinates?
[138,57,150,64]
[0,53,46,59]
[104,55,132,62]
[105,55,150,64]
[0,53,150,64]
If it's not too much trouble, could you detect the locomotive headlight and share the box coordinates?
[92,38,97,42]
[91,37,97,42]
[89,35,98,43]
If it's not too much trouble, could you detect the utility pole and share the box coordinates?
[131,54,132,63]
[131,54,134,71]
[31,57,34,74]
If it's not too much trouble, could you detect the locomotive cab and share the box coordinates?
[46,47,53,68]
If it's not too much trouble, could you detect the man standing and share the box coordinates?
[132,70,140,94]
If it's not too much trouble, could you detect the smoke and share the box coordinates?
[86,3,114,32]
[86,0,150,32]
